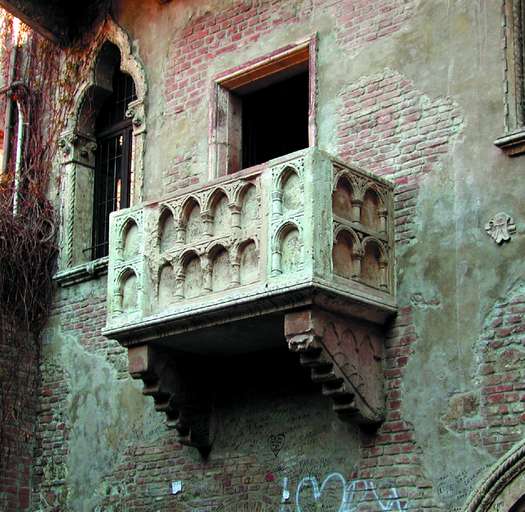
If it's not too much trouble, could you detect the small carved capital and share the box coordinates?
[126,99,146,132]
[228,202,241,214]
[58,132,77,159]
[485,212,516,244]
[58,130,97,166]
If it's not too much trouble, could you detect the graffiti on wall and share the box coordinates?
[281,473,408,511]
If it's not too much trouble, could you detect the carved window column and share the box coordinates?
[58,130,97,269]
[126,98,146,204]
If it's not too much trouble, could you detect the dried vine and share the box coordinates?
[0,11,109,482]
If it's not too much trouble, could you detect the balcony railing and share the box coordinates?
[104,147,395,340]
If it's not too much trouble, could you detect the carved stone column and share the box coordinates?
[285,307,385,425]
[126,98,146,205]
[58,129,97,269]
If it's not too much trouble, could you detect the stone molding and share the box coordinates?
[497,0,525,155]
[463,438,525,511]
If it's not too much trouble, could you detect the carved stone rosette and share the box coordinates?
[485,212,516,244]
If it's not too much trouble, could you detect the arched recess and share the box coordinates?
[361,187,381,230]
[57,18,147,274]
[119,268,138,312]
[463,439,525,512]
[180,197,202,244]
[209,244,231,292]
[181,251,203,299]
[122,219,139,260]
[208,189,230,237]
[332,228,358,279]
[238,239,259,285]
[158,263,176,307]
[159,207,176,252]
[280,166,302,212]
[273,222,303,274]
[238,183,258,230]
[361,237,387,288]
[332,175,353,221]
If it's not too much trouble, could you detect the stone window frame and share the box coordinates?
[495,0,525,155]
[54,20,147,287]
[208,34,318,178]
[463,437,525,511]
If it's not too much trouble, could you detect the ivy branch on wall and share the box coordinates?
[0,12,107,477]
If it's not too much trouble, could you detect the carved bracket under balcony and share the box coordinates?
[285,307,384,425]
[128,344,214,453]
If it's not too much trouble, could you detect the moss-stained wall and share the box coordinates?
[29,0,525,510]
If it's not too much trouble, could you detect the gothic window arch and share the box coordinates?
[55,21,147,285]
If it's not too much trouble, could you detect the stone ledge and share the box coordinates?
[53,257,108,287]
[494,129,525,156]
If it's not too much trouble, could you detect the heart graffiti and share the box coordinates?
[292,473,407,511]
[269,433,286,457]
[296,472,348,512]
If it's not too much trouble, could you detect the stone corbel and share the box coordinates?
[126,98,146,135]
[285,307,384,425]
[128,344,214,453]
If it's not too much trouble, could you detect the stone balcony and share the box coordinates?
[103,147,396,451]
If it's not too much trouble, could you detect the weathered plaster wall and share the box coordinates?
[29,0,525,510]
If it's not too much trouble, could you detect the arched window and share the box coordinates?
[92,69,137,259]
[56,22,147,285]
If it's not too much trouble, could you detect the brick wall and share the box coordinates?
[32,300,445,511]
[337,69,463,245]
[162,0,419,194]
[0,320,38,511]
[27,0,523,510]
[31,285,126,510]
[443,282,525,459]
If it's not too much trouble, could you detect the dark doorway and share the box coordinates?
[241,70,309,169]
